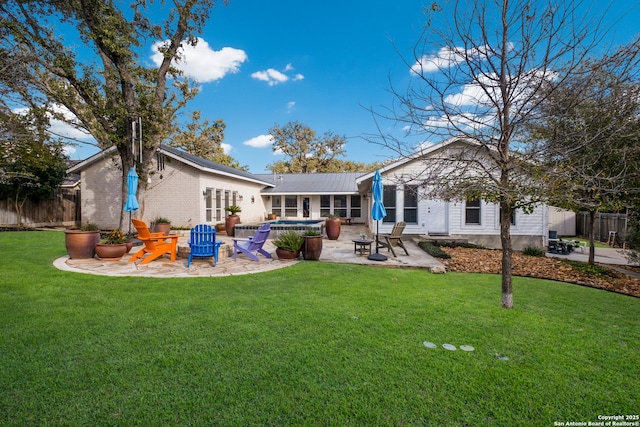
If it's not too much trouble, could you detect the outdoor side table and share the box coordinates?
[352,239,374,255]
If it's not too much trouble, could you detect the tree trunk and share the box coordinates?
[588,209,597,264]
[500,201,513,309]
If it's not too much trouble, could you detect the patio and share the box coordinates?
[55,224,446,277]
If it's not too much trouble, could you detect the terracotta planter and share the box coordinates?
[302,235,323,260]
[65,229,101,259]
[225,214,241,237]
[216,223,226,235]
[153,223,171,234]
[325,217,341,240]
[267,213,277,220]
[95,243,128,260]
[275,247,300,261]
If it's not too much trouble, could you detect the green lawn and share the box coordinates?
[1,231,638,426]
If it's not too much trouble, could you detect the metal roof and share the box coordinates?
[256,172,368,194]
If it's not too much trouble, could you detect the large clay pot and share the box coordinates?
[225,214,241,237]
[325,217,341,240]
[216,223,226,235]
[153,222,171,234]
[302,235,323,260]
[276,247,300,261]
[95,243,128,260]
[65,229,101,259]
[267,213,277,220]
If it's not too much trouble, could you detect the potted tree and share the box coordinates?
[302,229,323,260]
[64,223,101,259]
[273,230,304,261]
[225,205,242,237]
[95,229,129,260]
[325,214,341,240]
[152,217,171,234]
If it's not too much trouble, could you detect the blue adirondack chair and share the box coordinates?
[232,223,272,262]
[187,224,222,267]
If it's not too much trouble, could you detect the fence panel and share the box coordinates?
[576,212,628,243]
[0,189,80,228]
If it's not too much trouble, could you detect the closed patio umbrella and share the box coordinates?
[368,170,387,261]
[124,167,139,234]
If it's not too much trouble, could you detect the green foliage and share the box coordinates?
[266,121,381,173]
[225,205,241,214]
[303,229,321,237]
[562,259,617,278]
[522,246,546,257]
[167,111,246,170]
[417,241,451,259]
[272,230,304,251]
[80,223,98,231]
[153,216,170,224]
[101,229,126,244]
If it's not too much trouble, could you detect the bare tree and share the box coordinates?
[371,0,618,308]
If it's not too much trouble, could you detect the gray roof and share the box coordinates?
[256,172,367,194]
[160,145,274,186]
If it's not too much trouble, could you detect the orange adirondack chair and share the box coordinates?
[129,219,179,265]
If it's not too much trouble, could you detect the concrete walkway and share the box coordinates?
[55,224,446,278]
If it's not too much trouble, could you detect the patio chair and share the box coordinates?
[232,223,272,262]
[377,221,409,257]
[187,224,222,267]
[129,219,179,265]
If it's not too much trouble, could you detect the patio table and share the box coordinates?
[352,238,374,255]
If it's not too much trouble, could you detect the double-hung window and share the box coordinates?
[465,198,481,225]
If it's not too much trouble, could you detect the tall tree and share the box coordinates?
[167,111,246,170]
[0,0,223,228]
[0,109,67,228]
[527,39,640,263]
[268,121,379,173]
[372,0,615,308]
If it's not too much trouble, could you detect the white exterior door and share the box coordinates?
[427,200,448,235]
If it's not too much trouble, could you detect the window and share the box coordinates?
[350,195,361,218]
[272,195,282,216]
[205,188,213,222]
[383,185,396,223]
[404,185,418,224]
[215,190,222,221]
[224,191,230,213]
[320,195,331,217]
[334,195,347,218]
[465,198,481,225]
[285,195,297,217]
[156,152,165,171]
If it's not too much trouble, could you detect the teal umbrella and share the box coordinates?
[124,167,139,233]
[368,170,387,261]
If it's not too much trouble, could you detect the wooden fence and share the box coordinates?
[575,212,629,244]
[0,188,80,228]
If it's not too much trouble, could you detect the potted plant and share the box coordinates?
[225,205,242,237]
[273,230,304,261]
[152,217,171,234]
[64,223,101,259]
[302,229,323,260]
[95,229,129,260]
[325,214,341,240]
[215,222,226,235]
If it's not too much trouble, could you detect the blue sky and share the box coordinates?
[61,0,639,173]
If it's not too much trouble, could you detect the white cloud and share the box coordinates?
[242,134,274,148]
[221,143,232,154]
[286,101,296,112]
[151,37,247,83]
[251,69,290,86]
[411,45,491,74]
[251,64,304,86]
